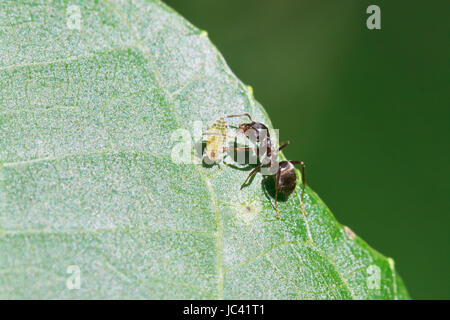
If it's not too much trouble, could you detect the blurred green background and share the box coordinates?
[164,0,449,299]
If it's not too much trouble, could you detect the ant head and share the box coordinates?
[238,121,270,143]
[237,122,255,135]
[242,124,262,143]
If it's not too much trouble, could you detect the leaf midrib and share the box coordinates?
[102,0,225,298]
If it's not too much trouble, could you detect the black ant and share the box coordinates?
[227,113,307,219]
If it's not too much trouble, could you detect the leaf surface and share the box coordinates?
[0,0,409,299]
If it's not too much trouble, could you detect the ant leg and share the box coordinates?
[223,146,260,167]
[223,146,259,158]
[278,141,290,151]
[226,113,252,121]
[202,132,227,137]
[223,146,257,152]
[240,163,264,189]
[291,161,308,217]
[275,169,281,219]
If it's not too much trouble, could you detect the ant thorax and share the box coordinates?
[280,160,294,173]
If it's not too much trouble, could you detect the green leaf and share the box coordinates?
[0,0,409,299]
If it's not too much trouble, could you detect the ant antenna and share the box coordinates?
[278,141,290,151]
[291,161,307,217]
[226,113,253,121]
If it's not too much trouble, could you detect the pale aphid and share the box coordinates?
[204,116,228,162]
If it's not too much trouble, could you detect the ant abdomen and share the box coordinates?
[276,161,297,197]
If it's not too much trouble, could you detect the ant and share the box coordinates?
[227,113,308,219]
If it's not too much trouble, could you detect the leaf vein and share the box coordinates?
[0,46,134,72]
